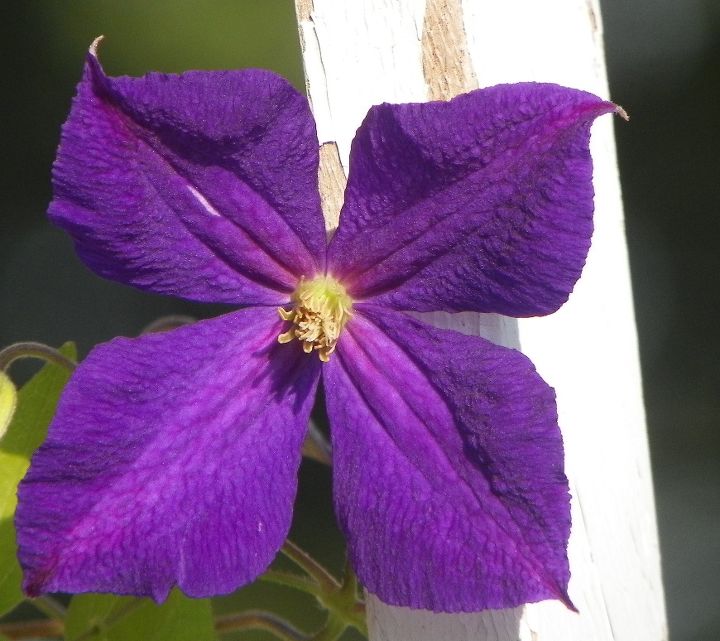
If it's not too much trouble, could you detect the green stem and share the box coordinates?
[30,595,67,620]
[331,561,366,635]
[280,540,340,592]
[309,613,346,641]
[141,315,196,334]
[0,342,76,373]
[259,570,323,597]
[338,558,359,603]
[215,610,308,641]
[0,618,64,640]
[274,544,366,636]
[319,595,366,635]
[302,421,332,466]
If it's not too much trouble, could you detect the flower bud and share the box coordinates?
[0,370,18,440]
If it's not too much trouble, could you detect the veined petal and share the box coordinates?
[328,83,617,316]
[50,45,325,305]
[323,305,571,612]
[16,307,320,601]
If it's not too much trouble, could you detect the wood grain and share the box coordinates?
[421,0,477,100]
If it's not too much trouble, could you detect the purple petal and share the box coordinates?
[328,83,617,316]
[323,305,572,611]
[16,307,319,600]
[50,46,325,305]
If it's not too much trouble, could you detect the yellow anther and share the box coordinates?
[278,308,295,322]
[277,330,295,344]
[277,275,353,362]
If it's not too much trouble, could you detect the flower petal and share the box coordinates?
[50,46,325,305]
[328,83,617,316]
[323,305,571,611]
[16,307,319,600]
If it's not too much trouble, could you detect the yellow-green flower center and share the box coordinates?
[277,275,353,362]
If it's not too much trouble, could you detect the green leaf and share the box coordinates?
[0,343,76,617]
[65,591,217,641]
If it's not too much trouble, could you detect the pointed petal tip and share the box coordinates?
[560,592,580,614]
[593,98,629,122]
[615,103,630,121]
[85,36,107,82]
[88,35,104,58]
[555,585,578,612]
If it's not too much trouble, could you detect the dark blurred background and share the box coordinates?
[0,2,717,640]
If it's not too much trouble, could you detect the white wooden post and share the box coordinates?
[293,1,667,640]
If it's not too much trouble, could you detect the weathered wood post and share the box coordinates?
[293,1,667,639]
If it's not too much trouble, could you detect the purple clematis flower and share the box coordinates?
[16,41,619,613]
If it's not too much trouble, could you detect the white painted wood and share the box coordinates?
[294,1,667,640]
[296,1,428,165]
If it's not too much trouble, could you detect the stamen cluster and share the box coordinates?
[278,275,353,362]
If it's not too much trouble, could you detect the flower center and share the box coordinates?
[277,275,353,362]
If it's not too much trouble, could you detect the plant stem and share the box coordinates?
[280,541,340,592]
[338,558,358,603]
[0,618,64,639]
[333,561,366,635]
[0,342,76,373]
[309,613,346,641]
[274,544,366,635]
[30,595,67,620]
[259,570,322,597]
[302,421,332,466]
[140,315,196,334]
[215,610,308,641]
